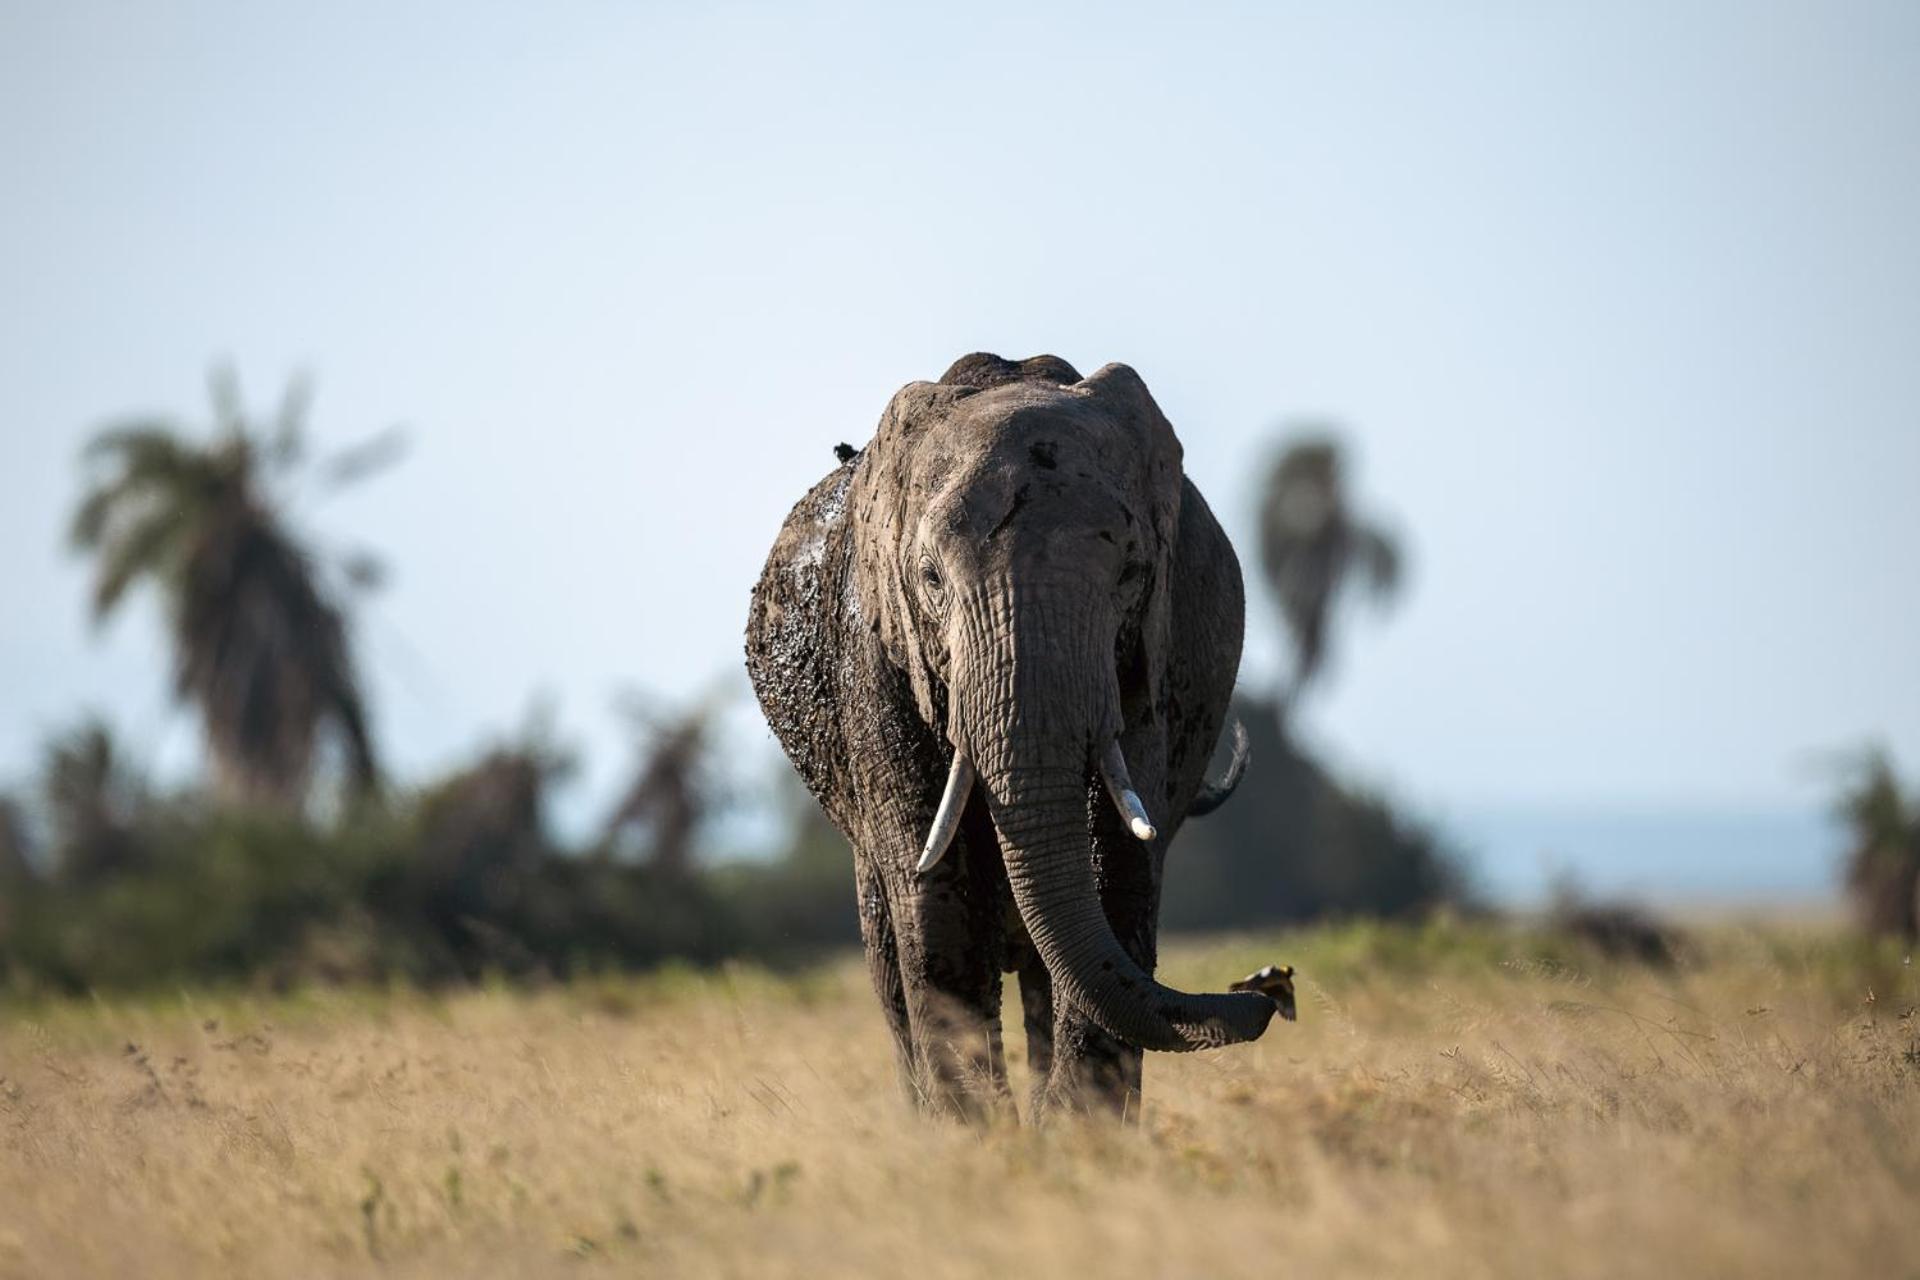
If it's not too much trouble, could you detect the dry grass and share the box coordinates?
[2,921,1917,1279]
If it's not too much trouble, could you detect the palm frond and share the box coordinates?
[79,422,204,484]
[208,364,246,439]
[88,526,167,620]
[84,494,204,620]
[319,425,408,492]
[267,373,312,474]
[68,484,121,550]
[1352,525,1404,602]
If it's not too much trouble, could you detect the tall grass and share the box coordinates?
[0,920,1914,1278]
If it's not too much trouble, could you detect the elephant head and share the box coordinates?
[848,353,1276,1053]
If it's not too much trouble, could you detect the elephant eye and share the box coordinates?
[919,556,945,598]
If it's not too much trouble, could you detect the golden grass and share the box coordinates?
[2,921,1916,1279]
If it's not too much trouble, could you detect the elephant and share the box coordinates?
[744,352,1286,1121]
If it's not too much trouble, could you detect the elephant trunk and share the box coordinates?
[949,579,1275,1054]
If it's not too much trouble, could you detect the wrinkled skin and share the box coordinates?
[745,354,1275,1121]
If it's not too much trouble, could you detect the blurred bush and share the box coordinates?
[0,670,1492,995]
[0,729,858,996]
[0,706,1471,995]
[1542,875,1684,968]
[1162,693,1471,930]
[1836,747,1920,941]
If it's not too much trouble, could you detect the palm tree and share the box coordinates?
[1257,432,1403,721]
[70,368,398,808]
[1836,747,1919,941]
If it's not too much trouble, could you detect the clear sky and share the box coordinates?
[3,1,1917,837]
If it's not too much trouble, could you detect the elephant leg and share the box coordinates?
[854,856,915,1095]
[885,820,1010,1122]
[1045,1008,1143,1120]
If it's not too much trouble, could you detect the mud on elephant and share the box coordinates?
[745,353,1286,1121]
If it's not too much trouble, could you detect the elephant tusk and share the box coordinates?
[1099,740,1158,843]
[916,751,975,872]
[1188,717,1250,817]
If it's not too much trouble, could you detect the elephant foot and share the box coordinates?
[1228,964,1298,1023]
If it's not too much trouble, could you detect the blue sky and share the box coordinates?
[3,2,1917,853]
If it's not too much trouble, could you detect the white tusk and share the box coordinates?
[1099,740,1158,843]
[916,751,975,872]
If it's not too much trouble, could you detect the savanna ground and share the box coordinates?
[1,919,1916,1279]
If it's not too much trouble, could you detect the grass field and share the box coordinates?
[2,919,1916,1278]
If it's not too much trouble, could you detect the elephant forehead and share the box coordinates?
[925,455,1140,551]
[913,397,1134,490]
[858,368,1179,552]
[945,381,1110,440]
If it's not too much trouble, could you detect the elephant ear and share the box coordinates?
[1075,363,1186,726]
[848,380,958,731]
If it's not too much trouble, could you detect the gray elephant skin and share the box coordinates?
[745,353,1278,1120]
